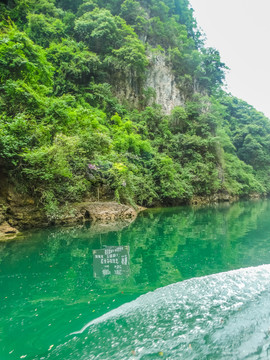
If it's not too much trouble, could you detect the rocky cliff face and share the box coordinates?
[145,52,184,114]
[0,175,48,239]
[113,52,184,114]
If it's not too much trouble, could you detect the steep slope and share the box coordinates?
[0,0,269,225]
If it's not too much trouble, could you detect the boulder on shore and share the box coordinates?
[0,221,19,241]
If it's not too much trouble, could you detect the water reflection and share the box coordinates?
[93,246,130,278]
[1,199,270,359]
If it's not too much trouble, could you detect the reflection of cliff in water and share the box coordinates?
[124,199,270,284]
[1,200,270,292]
[1,200,270,359]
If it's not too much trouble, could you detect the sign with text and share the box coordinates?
[93,246,130,278]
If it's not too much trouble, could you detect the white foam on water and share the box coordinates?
[50,265,270,359]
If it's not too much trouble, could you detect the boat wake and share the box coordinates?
[45,265,270,359]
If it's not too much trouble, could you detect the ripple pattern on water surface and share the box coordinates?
[41,265,270,360]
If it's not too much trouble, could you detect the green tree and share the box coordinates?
[47,39,101,95]
[26,13,65,47]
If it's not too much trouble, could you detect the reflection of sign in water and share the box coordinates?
[93,246,130,278]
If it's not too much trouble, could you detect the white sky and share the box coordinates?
[190,0,270,119]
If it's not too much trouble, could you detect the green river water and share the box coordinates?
[2,199,270,359]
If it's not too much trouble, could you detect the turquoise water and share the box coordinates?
[1,200,270,359]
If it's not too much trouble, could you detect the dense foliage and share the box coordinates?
[0,0,269,216]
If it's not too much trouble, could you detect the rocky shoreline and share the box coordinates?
[0,181,264,241]
[0,180,145,240]
[0,199,142,240]
[189,193,239,206]
[189,192,263,206]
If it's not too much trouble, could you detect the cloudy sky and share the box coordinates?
[190,0,270,118]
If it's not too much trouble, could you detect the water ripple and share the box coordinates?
[43,265,270,359]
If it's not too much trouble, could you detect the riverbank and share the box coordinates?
[0,179,146,239]
[0,179,263,240]
[0,199,143,240]
[190,193,239,205]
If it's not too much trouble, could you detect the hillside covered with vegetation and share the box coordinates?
[1,0,270,217]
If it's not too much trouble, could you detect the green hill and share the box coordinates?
[0,0,269,218]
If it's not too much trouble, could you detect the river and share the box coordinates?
[1,199,270,359]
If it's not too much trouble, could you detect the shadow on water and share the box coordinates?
[1,199,270,359]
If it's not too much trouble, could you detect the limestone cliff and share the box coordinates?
[145,52,184,114]
[112,51,184,114]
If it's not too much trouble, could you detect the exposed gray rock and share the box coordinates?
[111,51,184,115]
[145,52,184,114]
